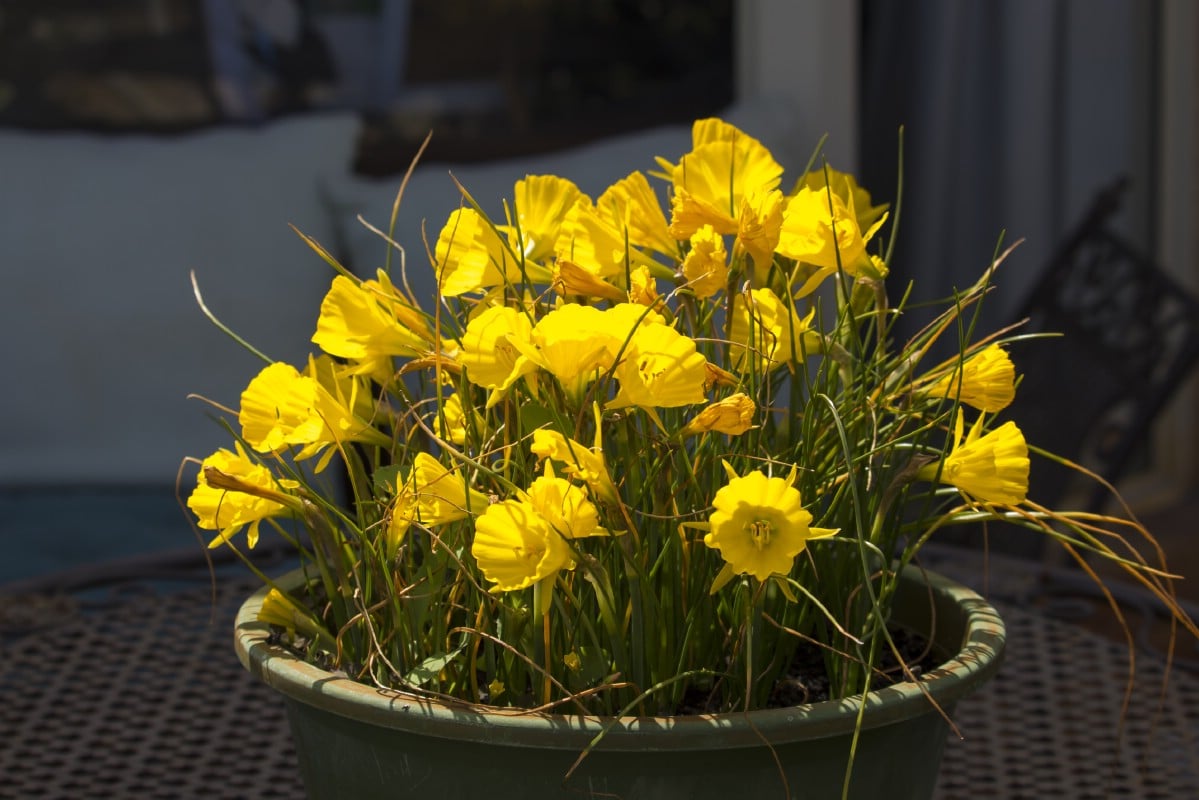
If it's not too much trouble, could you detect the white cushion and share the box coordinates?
[0,112,361,483]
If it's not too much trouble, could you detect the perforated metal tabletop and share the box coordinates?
[2,551,1197,799]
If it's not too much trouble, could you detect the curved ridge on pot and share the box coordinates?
[234,564,1005,753]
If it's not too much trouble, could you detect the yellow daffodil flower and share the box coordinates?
[704,362,740,391]
[729,288,820,373]
[626,265,661,308]
[678,393,756,437]
[552,259,627,302]
[609,322,709,410]
[508,174,585,263]
[187,443,298,548]
[680,224,728,299]
[458,304,538,407]
[796,166,889,234]
[531,428,619,505]
[473,498,571,596]
[257,587,332,645]
[434,392,472,445]
[918,411,1029,505]
[388,452,491,554]
[595,171,676,257]
[472,465,607,615]
[776,186,887,295]
[923,344,1017,413]
[703,462,838,586]
[509,303,662,404]
[511,303,615,393]
[238,362,321,453]
[554,197,657,283]
[312,273,432,379]
[523,464,610,541]
[238,358,389,468]
[734,188,784,280]
[307,353,382,439]
[437,207,541,296]
[661,118,783,239]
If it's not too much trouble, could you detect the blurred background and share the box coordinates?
[1,0,1195,584]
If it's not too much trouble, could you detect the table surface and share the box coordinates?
[2,548,1197,800]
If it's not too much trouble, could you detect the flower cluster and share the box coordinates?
[187,117,1183,714]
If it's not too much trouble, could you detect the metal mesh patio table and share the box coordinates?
[2,550,1196,799]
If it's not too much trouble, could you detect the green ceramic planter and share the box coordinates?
[235,565,1005,800]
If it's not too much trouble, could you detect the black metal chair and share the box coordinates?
[1008,178,1199,516]
[932,179,1199,562]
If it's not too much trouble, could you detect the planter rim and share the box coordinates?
[234,564,1005,752]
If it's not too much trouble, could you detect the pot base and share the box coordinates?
[237,565,1005,800]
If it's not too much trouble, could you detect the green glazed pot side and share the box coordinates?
[235,566,1005,800]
